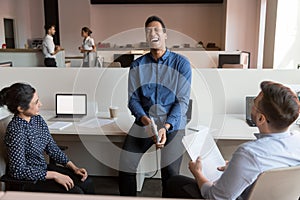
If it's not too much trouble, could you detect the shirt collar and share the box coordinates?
[254,131,291,139]
[46,34,53,39]
[148,48,170,62]
[161,48,170,61]
[14,115,35,125]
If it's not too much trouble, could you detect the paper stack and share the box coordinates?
[48,122,72,131]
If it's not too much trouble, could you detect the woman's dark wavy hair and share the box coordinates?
[259,81,300,130]
[82,27,93,36]
[0,83,35,115]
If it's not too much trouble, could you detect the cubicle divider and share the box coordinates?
[1,68,298,121]
[0,68,300,178]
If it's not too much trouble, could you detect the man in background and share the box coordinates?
[42,25,61,67]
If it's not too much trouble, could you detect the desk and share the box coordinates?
[40,110,133,175]
[41,110,132,142]
[199,114,300,160]
[194,114,300,140]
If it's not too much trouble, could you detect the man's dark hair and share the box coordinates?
[259,81,299,130]
[0,83,36,115]
[145,15,166,33]
[44,24,55,34]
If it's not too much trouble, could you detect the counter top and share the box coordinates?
[0,48,64,53]
[0,48,41,52]
[97,47,206,51]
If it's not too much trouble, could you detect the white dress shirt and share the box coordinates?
[201,131,300,200]
[42,34,55,58]
[82,36,95,62]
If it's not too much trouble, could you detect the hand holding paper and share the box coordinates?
[183,127,225,181]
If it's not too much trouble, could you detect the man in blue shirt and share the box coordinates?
[165,81,300,199]
[118,16,191,197]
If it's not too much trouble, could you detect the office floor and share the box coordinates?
[92,176,162,197]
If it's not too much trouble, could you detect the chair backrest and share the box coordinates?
[186,99,193,124]
[0,116,12,177]
[0,61,13,67]
[222,64,244,69]
[247,165,300,200]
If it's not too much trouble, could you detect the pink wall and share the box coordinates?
[0,0,44,48]
[59,0,91,56]
[90,4,224,49]
[59,2,225,56]
[1,0,262,68]
[225,0,260,68]
[0,0,17,46]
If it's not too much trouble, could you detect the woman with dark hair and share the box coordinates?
[0,83,94,194]
[79,27,96,67]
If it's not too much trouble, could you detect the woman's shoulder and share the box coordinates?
[32,115,47,124]
[6,116,26,137]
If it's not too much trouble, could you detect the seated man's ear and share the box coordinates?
[256,113,267,126]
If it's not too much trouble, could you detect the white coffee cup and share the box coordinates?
[109,106,119,119]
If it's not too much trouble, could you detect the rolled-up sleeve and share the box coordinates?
[128,64,147,121]
[201,147,261,199]
[165,58,191,130]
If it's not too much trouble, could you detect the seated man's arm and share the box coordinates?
[201,147,261,199]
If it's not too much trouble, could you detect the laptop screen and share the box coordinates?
[56,94,87,115]
[245,96,255,119]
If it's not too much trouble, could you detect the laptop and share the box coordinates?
[245,96,256,127]
[49,94,87,122]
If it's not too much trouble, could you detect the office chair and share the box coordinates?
[247,165,300,200]
[0,61,13,67]
[0,115,35,191]
[186,99,193,124]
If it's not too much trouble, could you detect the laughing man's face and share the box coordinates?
[145,21,167,50]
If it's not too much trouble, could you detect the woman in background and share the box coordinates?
[79,27,96,67]
[0,82,94,194]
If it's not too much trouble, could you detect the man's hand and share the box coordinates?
[154,128,167,149]
[217,160,229,171]
[189,157,203,178]
[141,115,151,126]
[188,157,210,188]
[74,167,88,181]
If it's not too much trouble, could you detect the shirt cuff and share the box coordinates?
[134,111,147,123]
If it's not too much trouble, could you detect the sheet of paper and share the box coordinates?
[182,127,225,182]
[78,118,114,128]
[48,122,72,130]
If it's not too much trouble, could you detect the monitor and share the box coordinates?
[56,94,87,115]
[113,54,135,68]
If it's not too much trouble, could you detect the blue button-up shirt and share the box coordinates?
[201,131,300,200]
[5,115,69,181]
[128,49,191,132]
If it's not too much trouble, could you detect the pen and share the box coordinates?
[188,127,199,132]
